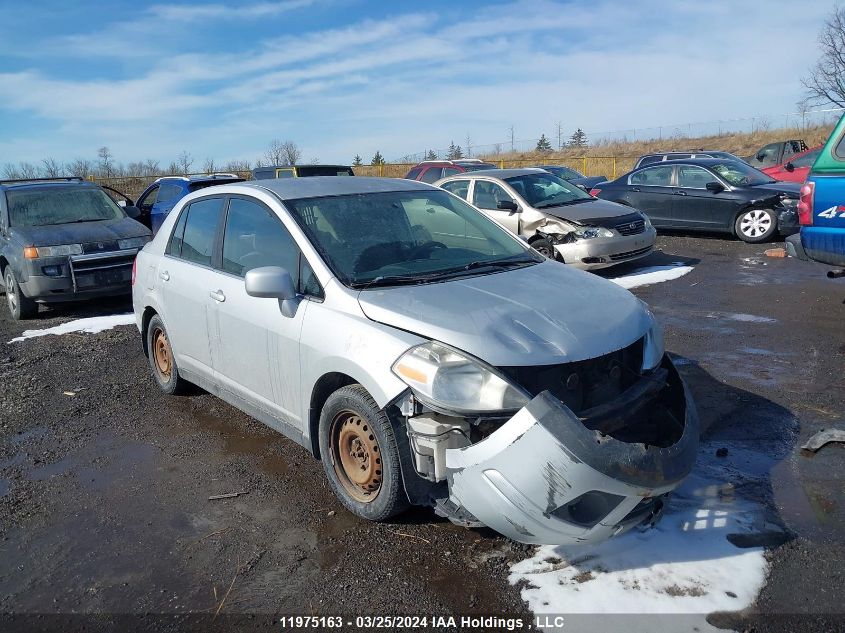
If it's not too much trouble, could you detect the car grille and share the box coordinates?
[609,245,653,261]
[498,338,644,415]
[615,218,646,235]
[81,240,120,254]
[69,250,136,290]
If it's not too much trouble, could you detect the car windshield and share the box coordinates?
[7,187,125,227]
[543,166,582,179]
[504,172,592,208]
[285,190,540,288]
[710,161,775,186]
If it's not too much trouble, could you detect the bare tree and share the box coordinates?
[465,133,472,158]
[68,158,94,178]
[143,159,160,176]
[202,157,216,173]
[3,163,21,179]
[41,158,64,177]
[176,151,193,176]
[508,126,515,151]
[803,6,845,107]
[224,159,251,172]
[98,146,114,177]
[265,139,301,166]
[18,162,39,178]
[555,121,563,150]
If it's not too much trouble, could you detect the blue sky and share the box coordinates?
[0,0,834,167]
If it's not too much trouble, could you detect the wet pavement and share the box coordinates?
[0,234,843,631]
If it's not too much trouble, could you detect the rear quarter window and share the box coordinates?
[835,134,845,160]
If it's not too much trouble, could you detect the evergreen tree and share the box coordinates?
[370,151,385,166]
[536,134,553,152]
[352,154,363,166]
[447,142,463,160]
[425,149,437,161]
[568,128,588,149]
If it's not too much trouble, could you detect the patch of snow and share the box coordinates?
[509,440,771,632]
[710,312,777,324]
[607,263,694,289]
[9,313,135,343]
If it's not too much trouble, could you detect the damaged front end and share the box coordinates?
[391,346,698,545]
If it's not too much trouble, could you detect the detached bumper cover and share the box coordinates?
[445,356,698,545]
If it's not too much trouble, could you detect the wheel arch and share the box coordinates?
[140,306,158,358]
[308,372,358,459]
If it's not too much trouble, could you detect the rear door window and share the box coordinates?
[638,155,662,167]
[156,183,183,204]
[405,167,422,180]
[441,179,470,199]
[630,166,674,187]
[420,167,442,183]
[176,198,223,266]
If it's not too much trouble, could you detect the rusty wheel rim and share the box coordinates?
[330,410,382,503]
[152,327,172,381]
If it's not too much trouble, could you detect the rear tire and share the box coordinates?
[318,384,407,521]
[146,314,187,395]
[735,208,777,243]
[4,267,37,320]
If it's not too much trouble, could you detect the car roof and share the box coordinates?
[0,179,99,191]
[237,176,436,201]
[157,174,241,183]
[635,157,735,167]
[441,168,546,179]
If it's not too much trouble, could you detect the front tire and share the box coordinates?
[735,208,777,243]
[530,237,555,259]
[146,314,187,394]
[4,267,37,320]
[318,384,407,521]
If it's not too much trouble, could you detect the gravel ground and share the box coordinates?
[0,234,843,632]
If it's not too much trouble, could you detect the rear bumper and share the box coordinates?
[444,355,698,545]
[553,226,657,270]
[800,227,845,267]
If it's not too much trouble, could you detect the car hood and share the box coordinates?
[750,181,802,199]
[356,259,652,366]
[535,197,633,223]
[11,217,150,246]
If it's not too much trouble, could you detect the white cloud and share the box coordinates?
[148,0,314,20]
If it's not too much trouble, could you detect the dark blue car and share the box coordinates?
[136,174,243,234]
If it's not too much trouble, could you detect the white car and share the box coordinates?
[132,176,697,545]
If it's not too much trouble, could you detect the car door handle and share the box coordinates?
[209,290,226,302]
[159,271,170,281]
[673,190,687,196]
[631,187,641,192]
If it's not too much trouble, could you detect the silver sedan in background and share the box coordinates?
[435,168,656,269]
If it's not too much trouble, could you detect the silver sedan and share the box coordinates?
[436,168,657,270]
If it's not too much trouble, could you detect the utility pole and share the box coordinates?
[555,121,563,150]
[508,126,515,152]
[465,133,472,158]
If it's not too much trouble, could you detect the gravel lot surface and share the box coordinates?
[0,234,842,632]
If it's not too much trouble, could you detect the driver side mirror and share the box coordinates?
[124,205,142,220]
[245,266,300,318]
[705,181,725,193]
[784,162,795,172]
[497,200,520,212]
[756,154,765,161]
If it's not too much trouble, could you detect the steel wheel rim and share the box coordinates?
[740,210,772,238]
[330,410,382,503]
[535,243,554,258]
[6,272,17,313]
[152,327,172,380]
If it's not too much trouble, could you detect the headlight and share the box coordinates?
[118,236,150,250]
[35,244,83,257]
[641,213,653,227]
[574,226,614,239]
[392,341,530,413]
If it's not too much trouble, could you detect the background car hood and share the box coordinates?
[12,217,150,246]
[357,260,652,366]
[750,181,802,199]
[538,197,633,223]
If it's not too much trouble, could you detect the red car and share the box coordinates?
[404,159,497,183]
[762,145,822,183]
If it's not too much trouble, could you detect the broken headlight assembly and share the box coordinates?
[574,226,614,239]
[33,243,83,257]
[392,341,530,414]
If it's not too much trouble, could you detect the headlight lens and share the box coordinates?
[118,236,150,250]
[392,341,530,413]
[574,226,614,239]
[641,213,653,227]
[35,244,83,257]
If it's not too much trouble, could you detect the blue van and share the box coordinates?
[789,114,845,267]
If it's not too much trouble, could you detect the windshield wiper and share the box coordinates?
[39,218,103,225]
[352,256,538,289]
[534,198,589,209]
[461,255,539,271]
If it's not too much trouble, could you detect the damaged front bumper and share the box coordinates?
[443,355,698,545]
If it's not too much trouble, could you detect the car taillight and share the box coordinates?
[798,182,815,226]
[589,188,601,197]
[131,257,137,286]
